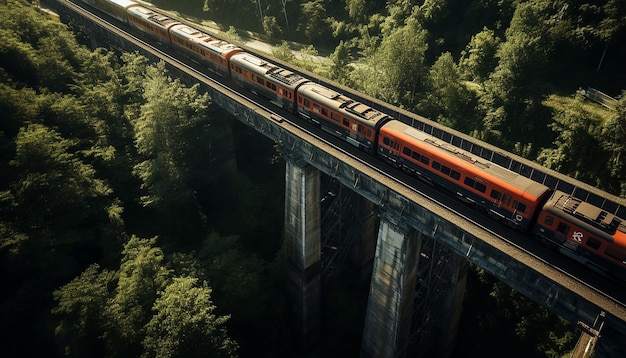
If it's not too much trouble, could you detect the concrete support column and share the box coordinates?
[361,219,422,358]
[284,159,321,349]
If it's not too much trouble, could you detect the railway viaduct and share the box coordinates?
[45,1,626,356]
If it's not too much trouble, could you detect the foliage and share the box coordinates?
[326,40,353,85]
[132,61,212,209]
[1,2,272,356]
[351,17,428,107]
[537,95,605,185]
[299,0,332,45]
[3,0,626,357]
[53,236,238,358]
[271,41,295,62]
[418,52,477,131]
[600,91,626,196]
[459,27,501,82]
[143,277,238,358]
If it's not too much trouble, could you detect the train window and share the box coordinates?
[411,151,421,161]
[490,190,502,200]
[450,170,460,180]
[257,77,264,85]
[421,156,430,165]
[304,99,310,106]
[464,177,475,188]
[513,201,527,213]
[403,147,412,156]
[313,105,320,114]
[331,112,340,122]
[544,216,554,226]
[358,124,365,134]
[502,194,511,206]
[383,137,391,146]
[475,182,486,193]
[367,129,372,137]
[586,237,601,250]
[557,222,570,235]
[441,165,451,176]
[432,161,441,171]
[343,118,350,127]
[321,108,328,116]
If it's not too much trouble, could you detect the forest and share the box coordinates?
[0,0,624,357]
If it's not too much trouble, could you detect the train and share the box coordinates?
[77,0,626,281]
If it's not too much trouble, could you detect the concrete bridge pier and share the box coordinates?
[361,218,422,358]
[284,159,321,349]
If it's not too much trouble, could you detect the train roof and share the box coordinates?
[229,53,308,88]
[104,0,138,9]
[127,6,179,28]
[169,25,241,55]
[544,190,626,237]
[380,120,550,201]
[298,83,392,128]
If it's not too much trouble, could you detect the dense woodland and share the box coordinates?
[0,0,624,357]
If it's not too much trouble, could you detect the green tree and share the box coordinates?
[352,17,428,106]
[53,235,240,357]
[419,52,476,131]
[271,41,295,62]
[263,15,282,37]
[536,97,605,187]
[142,277,238,358]
[6,123,111,270]
[300,0,331,45]
[132,61,212,209]
[328,40,353,85]
[345,0,368,23]
[52,265,116,357]
[459,27,501,82]
[475,0,556,148]
[106,236,171,356]
[600,90,626,196]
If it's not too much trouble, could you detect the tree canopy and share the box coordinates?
[1,1,287,357]
[2,0,625,357]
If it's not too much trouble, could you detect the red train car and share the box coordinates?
[229,53,309,111]
[169,24,242,77]
[534,190,626,279]
[296,83,392,152]
[126,5,179,45]
[377,120,551,230]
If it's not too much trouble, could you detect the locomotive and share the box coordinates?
[78,0,626,280]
